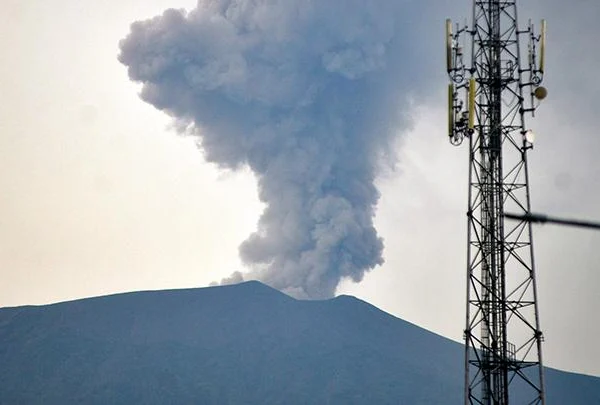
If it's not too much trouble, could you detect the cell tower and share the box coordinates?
[446,1,548,404]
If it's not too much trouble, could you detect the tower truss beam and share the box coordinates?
[446,1,548,404]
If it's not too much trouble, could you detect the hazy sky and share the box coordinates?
[1,0,599,377]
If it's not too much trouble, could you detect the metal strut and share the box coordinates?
[505,212,600,231]
[447,1,548,404]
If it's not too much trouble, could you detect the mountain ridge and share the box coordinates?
[0,281,598,404]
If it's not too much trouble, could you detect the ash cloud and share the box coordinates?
[119,0,432,299]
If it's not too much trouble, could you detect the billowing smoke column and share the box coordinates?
[119,0,429,299]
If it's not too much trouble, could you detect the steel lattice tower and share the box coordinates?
[446,1,547,404]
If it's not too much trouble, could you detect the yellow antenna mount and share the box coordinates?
[539,19,546,73]
[446,19,453,72]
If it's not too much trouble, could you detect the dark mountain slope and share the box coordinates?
[0,281,598,404]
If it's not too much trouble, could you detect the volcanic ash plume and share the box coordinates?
[119,0,428,299]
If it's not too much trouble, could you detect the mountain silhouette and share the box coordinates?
[0,281,598,404]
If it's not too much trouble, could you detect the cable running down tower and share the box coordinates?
[446,1,547,404]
